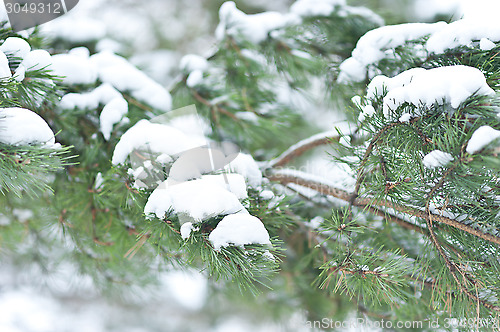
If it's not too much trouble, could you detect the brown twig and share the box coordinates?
[270,131,343,168]
[91,207,114,247]
[350,122,402,207]
[125,180,140,194]
[123,94,153,112]
[329,265,389,278]
[191,89,239,121]
[266,171,500,246]
[365,205,465,259]
[269,170,500,310]
[58,209,74,228]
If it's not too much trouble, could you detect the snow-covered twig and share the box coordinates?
[268,130,345,168]
[267,169,500,246]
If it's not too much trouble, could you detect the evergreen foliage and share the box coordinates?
[2,1,500,329]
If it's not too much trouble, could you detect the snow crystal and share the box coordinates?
[466,126,500,154]
[186,70,204,87]
[461,0,500,21]
[358,103,375,122]
[51,53,98,85]
[0,108,55,147]
[69,47,91,58]
[60,82,128,140]
[362,104,376,117]
[399,113,412,122]
[180,222,194,239]
[290,49,312,59]
[131,81,172,112]
[93,84,124,104]
[241,49,268,66]
[235,111,259,123]
[208,214,271,250]
[13,64,25,81]
[338,22,446,83]
[426,19,500,54]
[91,51,172,111]
[480,38,496,51]
[273,167,352,192]
[99,97,128,141]
[20,50,52,71]
[422,150,453,168]
[156,154,173,164]
[91,52,149,90]
[226,153,263,187]
[144,176,247,221]
[166,112,211,138]
[94,172,104,190]
[60,83,122,110]
[262,250,275,261]
[111,119,205,165]
[340,17,500,83]
[259,190,275,200]
[428,202,468,222]
[216,1,299,44]
[0,51,11,79]
[366,67,422,99]
[290,0,345,18]
[351,95,362,108]
[180,54,208,73]
[338,57,367,83]
[367,66,494,118]
[191,174,248,200]
[339,136,351,147]
[0,37,31,59]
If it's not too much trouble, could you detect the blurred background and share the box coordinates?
[0,0,478,331]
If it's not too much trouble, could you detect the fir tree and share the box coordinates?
[1,0,500,329]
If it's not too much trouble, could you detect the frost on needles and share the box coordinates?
[2,0,500,324]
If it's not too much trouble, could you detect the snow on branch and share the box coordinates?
[339,17,500,83]
[267,169,500,246]
[367,65,494,118]
[268,129,352,168]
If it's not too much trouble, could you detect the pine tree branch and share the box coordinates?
[348,117,433,207]
[424,160,500,312]
[266,170,500,246]
[349,121,406,208]
[269,130,343,167]
[284,180,467,257]
[328,265,390,278]
[91,204,114,247]
[354,299,392,320]
[298,204,441,294]
[123,94,153,112]
[282,171,430,237]
[274,169,498,310]
[191,89,239,121]
[365,205,467,260]
[365,205,425,234]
